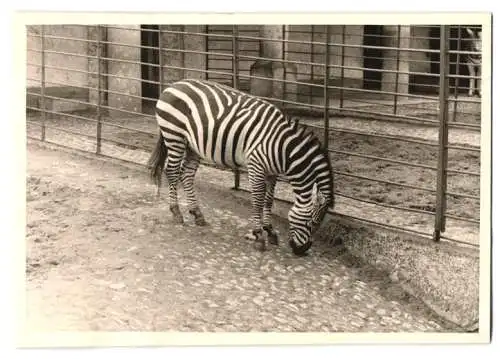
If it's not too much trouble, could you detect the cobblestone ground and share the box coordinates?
[25,142,458,332]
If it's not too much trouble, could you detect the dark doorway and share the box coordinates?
[363,25,384,90]
[140,25,160,113]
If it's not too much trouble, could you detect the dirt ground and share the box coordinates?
[25,142,463,333]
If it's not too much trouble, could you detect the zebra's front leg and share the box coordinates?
[263,176,279,246]
[181,149,207,226]
[244,162,267,251]
[165,147,186,224]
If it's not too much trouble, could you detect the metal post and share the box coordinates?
[452,25,461,122]
[40,25,46,141]
[309,25,315,105]
[393,25,401,115]
[434,25,450,242]
[158,26,164,94]
[96,25,103,154]
[232,25,241,191]
[282,24,287,105]
[180,25,186,80]
[339,25,346,109]
[204,25,209,81]
[323,26,331,149]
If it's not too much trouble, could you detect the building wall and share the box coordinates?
[286,25,364,87]
[27,24,441,113]
[106,25,142,113]
[410,26,431,74]
[26,25,89,89]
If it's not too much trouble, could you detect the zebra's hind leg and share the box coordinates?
[165,144,186,224]
[181,149,207,226]
[263,176,279,246]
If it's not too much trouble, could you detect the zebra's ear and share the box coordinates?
[316,190,327,206]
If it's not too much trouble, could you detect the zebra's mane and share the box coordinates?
[287,115,335,206]
[287,116,322,149]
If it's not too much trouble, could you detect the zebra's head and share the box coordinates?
[284,119,335,255]
[287,204,315,256]
[287,190,331,256]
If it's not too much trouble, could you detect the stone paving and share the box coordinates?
[25,142,458,332]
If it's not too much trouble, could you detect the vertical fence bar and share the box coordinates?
[393,25,401,115]
[232,25,241,191]
[452,25,461,122]
[339,25,346,109]
[434,25,450,242]
[323,26,331,149]
[180,25,186,80]
[158,26,164,95]
[204,25,209,81]
[282,24,287,105]
[96,25,103,155]
[40,25,46,141]
[310,25,315,105]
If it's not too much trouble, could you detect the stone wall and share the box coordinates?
[26,24,439,114]
[26,25,89,90]
[286,25,365,87]
[106,25,141,114]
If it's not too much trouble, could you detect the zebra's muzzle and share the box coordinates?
[289,239,312,256]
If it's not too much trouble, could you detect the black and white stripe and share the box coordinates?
[147,78,334,256]
[465,27,482,97]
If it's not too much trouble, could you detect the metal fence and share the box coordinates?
[26,24,482,248]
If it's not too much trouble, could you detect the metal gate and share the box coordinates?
[26,24,484,248]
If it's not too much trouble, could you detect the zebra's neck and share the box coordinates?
[283,121,333,206]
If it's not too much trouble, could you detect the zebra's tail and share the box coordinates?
[147,132,168,194]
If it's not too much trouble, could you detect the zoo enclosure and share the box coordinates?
[26,24,482,247]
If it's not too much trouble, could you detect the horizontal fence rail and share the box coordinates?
[26,24,482,248]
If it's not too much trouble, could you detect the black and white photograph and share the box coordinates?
[14,11,492,348]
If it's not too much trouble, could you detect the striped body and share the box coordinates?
[148,78,334,256]
[156,79,287,171]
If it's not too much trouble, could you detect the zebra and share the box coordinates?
[147,78,334,256]
[465,27,482,97]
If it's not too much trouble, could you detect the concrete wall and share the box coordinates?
[27,24,441,114]
[286,25,364,87]
[106,25,142,113]
[410,26,432,74]
[159,25,260,89]
[381,26,411,95]
[87,26,107,107]
[26,25,89,89]
[160,25,185,85]
[206,25,260,87]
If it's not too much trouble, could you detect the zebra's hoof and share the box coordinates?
[189,207,208,226]
[254,239,267,252]
[172,216,185,225]
[263,225,279,246]
[268,234,278,246]
[244,229,260,241]
[245,229,268,251]
[170,205,184,224]
[194,217,208,226]
[244,231,257,241]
